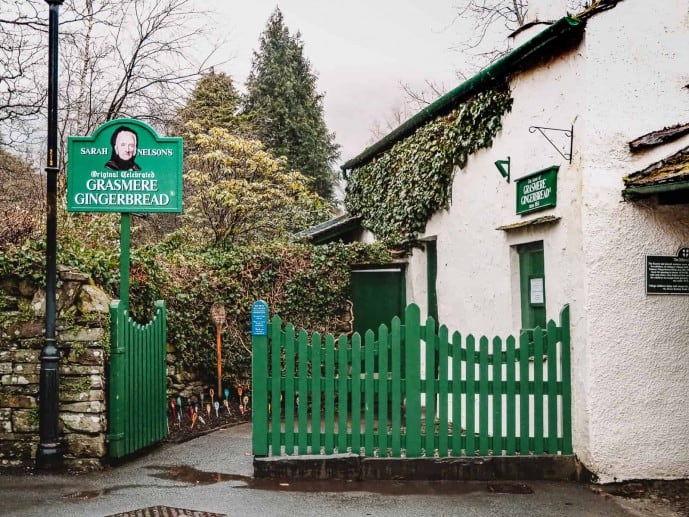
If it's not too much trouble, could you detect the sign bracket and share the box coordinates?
[529,125,573,163]
[495,157,511,183]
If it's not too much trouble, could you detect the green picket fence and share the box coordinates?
[252,302,572,458]
[107,300,168,458]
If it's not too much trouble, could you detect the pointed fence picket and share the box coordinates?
[252,302,572,458]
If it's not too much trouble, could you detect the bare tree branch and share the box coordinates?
[449,1,588,74]
[0,0,221,159]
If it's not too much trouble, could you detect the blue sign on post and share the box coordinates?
[251,300,269,336]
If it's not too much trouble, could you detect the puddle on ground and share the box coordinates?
[487,482,534,494]
[62,485,142,500]
[145,465,534,496]
[63,489,106,500]
[146,465,248,485]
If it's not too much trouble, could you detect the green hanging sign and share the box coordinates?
[516,165,558,215]
[67,119,183,213]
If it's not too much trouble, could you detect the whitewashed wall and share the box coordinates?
[575,0,689,482]
[405,0,689,481]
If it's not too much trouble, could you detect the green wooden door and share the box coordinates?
[518,242,546,330]
[351,266,406,335]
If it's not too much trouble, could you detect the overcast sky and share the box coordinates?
[204,1,468,165]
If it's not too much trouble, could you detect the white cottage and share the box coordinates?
[338,0,689,482]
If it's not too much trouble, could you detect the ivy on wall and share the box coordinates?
[345,88,513,247]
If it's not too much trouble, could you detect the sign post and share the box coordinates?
[67,119,183,310]
[210,303,227,398]
[251,300,269,456]
[68,120,182,457]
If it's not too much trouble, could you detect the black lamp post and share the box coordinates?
[36,0,65,470]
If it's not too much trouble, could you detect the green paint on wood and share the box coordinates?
[451,331,462,456]
[492,336,503,455]
[506,336,517,455]
[519,331,531,455]
[270,315,282,455]
[338,334,348,452]
[251,302,573,459]
[479,337,489,456]
[298,330,308,455]
[547,320,559,454]
[534,328,545,455]
[377,324,389,455]
[351,332,362,453]
[311,333,322,454]
[391,316,402,457]
[284,324,295,455]
[324,334,335,454]
[107,300,167,458]
[466,335,476,456]
[404,304,422,457]
[518,241,546,331]
[424,318,437,456]
[560,305,573,454]
[252,315,269,454]
[364,330,376,456]
[438,325,449,458]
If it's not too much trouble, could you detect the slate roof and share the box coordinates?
[624,145,689,198]
[294,214,362,244]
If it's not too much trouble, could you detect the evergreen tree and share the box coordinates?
[177,70,246,135]
[244,8,339,200]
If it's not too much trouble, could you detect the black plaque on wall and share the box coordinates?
[646,247,689,294]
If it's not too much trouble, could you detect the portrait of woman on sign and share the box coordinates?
[105,126,141,171]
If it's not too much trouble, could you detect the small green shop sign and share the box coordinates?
[67,119,183,213]
[516,166,558,215]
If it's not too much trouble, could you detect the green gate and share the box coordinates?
[252,302,572,458]
[107,300,168,458]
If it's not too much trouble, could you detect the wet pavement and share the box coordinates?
[0,424,677,517]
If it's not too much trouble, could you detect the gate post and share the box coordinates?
[560,305,572,454]
[107,300,126,458]
[251,301,269,456]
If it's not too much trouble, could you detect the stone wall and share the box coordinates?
[166,348,207,401]
[0,266,111,471]
[0,265,224,472]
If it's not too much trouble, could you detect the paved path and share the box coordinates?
[0,424,673,517]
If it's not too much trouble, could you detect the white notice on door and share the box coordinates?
[530,277,544,304]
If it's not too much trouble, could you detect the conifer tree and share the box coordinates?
[176,70,245,135]
[244,8,339,200]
